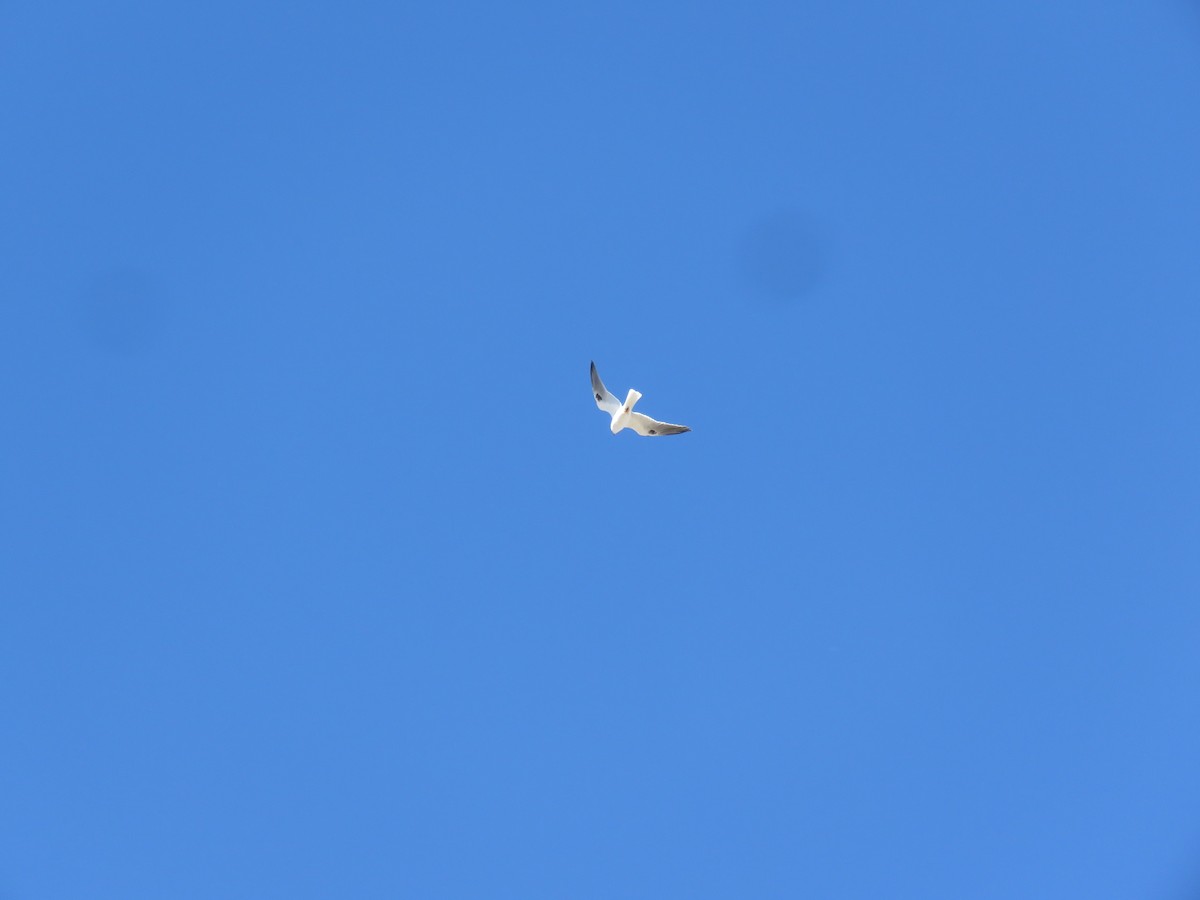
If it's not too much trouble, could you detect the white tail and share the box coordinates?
[623,389,642,413]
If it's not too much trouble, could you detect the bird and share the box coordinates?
[590,361,691,436]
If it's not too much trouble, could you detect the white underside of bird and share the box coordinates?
[590,361,691,436]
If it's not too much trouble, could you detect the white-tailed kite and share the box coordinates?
[590,361,691,436]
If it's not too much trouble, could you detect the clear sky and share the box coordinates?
[3,2,1199,898]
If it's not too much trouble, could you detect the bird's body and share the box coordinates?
[590,362,691,437]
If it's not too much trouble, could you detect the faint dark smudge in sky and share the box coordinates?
[737,209,828,303]
[79,269,168,357]
[1176,0,1200,51]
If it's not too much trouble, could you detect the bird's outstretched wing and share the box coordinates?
[590,361,621,415]
[628,412,690,436]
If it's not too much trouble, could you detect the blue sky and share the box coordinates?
[3,2,1199,897]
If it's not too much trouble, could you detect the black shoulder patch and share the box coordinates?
[649,429,656,435]
[595,393,602,400]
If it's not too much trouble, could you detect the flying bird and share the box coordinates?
[590,361,691,436]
